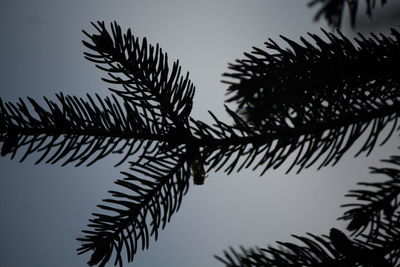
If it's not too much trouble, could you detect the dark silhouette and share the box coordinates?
[309,0,389,28]
[216,160,400,266]
[1,8,400,267]
[215,26,400,266]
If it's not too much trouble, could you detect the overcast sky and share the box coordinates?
[1,1,400,267]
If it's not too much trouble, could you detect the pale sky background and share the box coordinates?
[1,1,400,267]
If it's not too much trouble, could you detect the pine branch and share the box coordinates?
[340,155,400,238]
[216,228,394,266]
[77,146,191,267]
[308,0,388,28]
[82,21,195,128]
[0,22,201,267]
[225,29,400,126]
[216,154,400,267]
[364,214,400,265]
[71,22,202,266]
[0,93,172,166]
[198,29,400,174]
[4,20,400,267]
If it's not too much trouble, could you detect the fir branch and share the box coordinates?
[216,155,400,267]
[200,29,400,174]
[192,106,398,175]
[82,21,195,128]
[0,22,200,267]
[340,155,400,237]
[364,214,400,265]
[225,29,400,126]
[77,146,191,267]
[0,93,170,166]
[216,228,393,266]
[4,20,400,267]
[72,22,201,266]
[308,0,388,28]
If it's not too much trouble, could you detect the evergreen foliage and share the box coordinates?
[216,157,400,266]
[309,0,389,28]
[1,7,400,266]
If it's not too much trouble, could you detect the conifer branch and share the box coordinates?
[216,228,395,266]
[2,21,400,267]
[0,93,171,166]
[82,21,195,128]
[308,0,388,28]
[340,155,400,238]
[195,29,400,174]
[225,29,400,127]
[77,147,191,267]
[216,152,400,266]
[192,106,398,175]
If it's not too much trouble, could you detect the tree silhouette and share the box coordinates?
[1,11,400,267]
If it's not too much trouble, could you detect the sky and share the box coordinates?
[1,1,400,266]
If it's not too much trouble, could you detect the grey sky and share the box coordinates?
[1,1,400,266]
